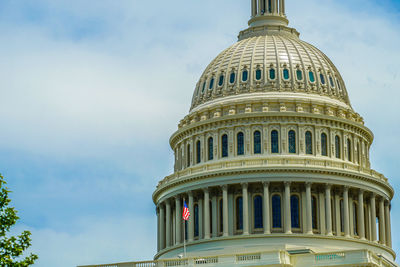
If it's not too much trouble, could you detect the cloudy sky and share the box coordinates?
[0,0,399,266]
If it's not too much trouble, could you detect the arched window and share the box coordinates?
[187,144,191,167]
[312,196,318,229]
[335,135,341,159]
[347,138,352,162]
[272,195,282,228]
[219,199,223,233]
[236,197,243,231]
[309,71,315,83]
[254,196,263,229]
[296,69,303,81]
[202,81,206,93]
[291,195,300,228]
[320,74,326,85]
[269,68,276,80]
[209,78,214,90]
[353,202,358,236]
[221,134,228,158]
[196,140,201,164]
[237,132,244,155]
[208,137,214,160]
[218,74,224,87]
[288,130,296,154]
[321,133,328,156]
[242,70,248,82]
[229,72,236,84]
[254,131,261,154]
[305,131,313,155]
[283,68,290,80]
[194,204,199,237]
[255,69,262,80]
[329,76,335,87]
[271,130,279,154]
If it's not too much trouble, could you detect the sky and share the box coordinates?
[0,0,399,266]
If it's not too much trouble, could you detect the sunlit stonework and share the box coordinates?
[81,1,397,267]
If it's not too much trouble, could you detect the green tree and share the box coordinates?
[0,174,38,266]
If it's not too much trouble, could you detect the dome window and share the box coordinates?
[269,68,276,80]
[209,78,215,90]
[242,70,249,82]
[288,130,296,154]
[271,130,279,153]
[253,131,261,154]
[329,76,335,87]
[255,69,262,81]
[221,134,228,158]
[320,74,326,85]
[283,69,290,80]
[309,71,315,83]
[218,75,224,87]
[296,69,303,81]
[229,72,236,84]
[237,132,244,156]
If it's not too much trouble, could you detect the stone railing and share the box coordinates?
[157,156,387,189]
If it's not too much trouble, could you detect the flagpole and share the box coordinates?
[183,198,187,259]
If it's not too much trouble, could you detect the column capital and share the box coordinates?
[385,200,391,206]
[325,183,332,189]
[188,191,193,197]
[358,189,364,194]
[241,182,248,189]
[221,184,228,191]
[284,181,291,187]
[175,195,181,201]
[203,187,209,193]
[262,181,270,187]
[343,185,349,192]
[305,182,312,188]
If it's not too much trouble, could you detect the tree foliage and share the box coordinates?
[0,174,38,266]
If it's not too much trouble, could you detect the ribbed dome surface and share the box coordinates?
[190,32,350,111]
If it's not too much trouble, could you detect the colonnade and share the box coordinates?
[156,181,392,252]
[251,0,285,17]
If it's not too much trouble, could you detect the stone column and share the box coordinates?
[204,188,210,239]
[257,0,262,14]
[175,196,182,245]
[358,190,365,239]
[343,187,350,237]
[222,185,229,237]
[284,182,292,234]
[160,204,166,250]
[325,184,333,236]
[166,200,171,247]
[252,0,257,16]
[385,201,392,248]
[188,192,194,242]
[306,182,313,234]
[279,0,283,15]
[379,198,386,245]
[242,183,249,235]
[370,194,377,242]
[263,182,271,234]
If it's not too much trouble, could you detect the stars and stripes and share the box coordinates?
[182,201,190,221]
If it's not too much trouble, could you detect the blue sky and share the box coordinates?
[0,0,399,266]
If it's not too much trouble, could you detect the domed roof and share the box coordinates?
[190,28,351,112]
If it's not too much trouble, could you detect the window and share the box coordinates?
[272,195,282,228]
[218,75,224,87]
[242,70,248,82]
[237,132,244,156]
[194,204,199,237]
[255,69,262,80]
[309,71,315,83]
[269,68,276,80]
[283,69,290,80]
[229,72,236,84]
[208,137,214,160]
[254,196,263,229]
[320,74,325,85]
[219,199,223,233]
[196,140,201,164]
[288,130,296,154]
[291,195,300,228]
[305,131,313,155]
[329,76,335,87]
[321,133,328,156]
[209,78,214,90]
[353,202,358,236]
[296,69,303,81]
[347,139,352,162]
[271,130,279,153]
[221,134,228,158]
[202,81,206,93]
[254,131,261,154]
[312,196,318,229]
[335,135,341,159]
[236,197,243,230]
[187,144,191,167]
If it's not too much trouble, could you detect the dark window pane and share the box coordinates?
[340,199,344,232]
[236,197,243,230]
[229,72,236,84]
[208,137,214,160]
[218,75,224,87]
[329,76,335,87]
[254,131,261,154]
[255,69,262,80]
[219,199,223,232]
[296,69,303,80]
[305,131,313,155]
[269,68,276,80]
[187,144,191,167]
[237,132,244,155]
[202,81,206,92]
[291,195,300,228]
[312,196,318,229]
[320,74,325,85]
[254,196,263,229]
[309,71,315,83]
[196,141,201,164]
[272,195,282,228]
[242,70,248,82]
[222,134,228,158]
[209,78,214,90]
[288,130,296,154]
[268,0,272,13]
[353,202,358,235]
[271,130,279,153]
[335,136,341,159]
[337,79,341,90]
[321,133,328,156]
[283,69,290,80]
[194,204,199,237]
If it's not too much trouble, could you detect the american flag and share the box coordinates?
[182,201,190,221]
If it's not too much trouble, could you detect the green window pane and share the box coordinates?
[229,72,236,84]
[218,75,224,86]
[283,69,290,80]
[255,69,262,80]
[296,70,303,80]
[209,78,214,89]
[309,71,315,83]
[242,70,248,82]
[320,74,326,85]
[269,69,276,80]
